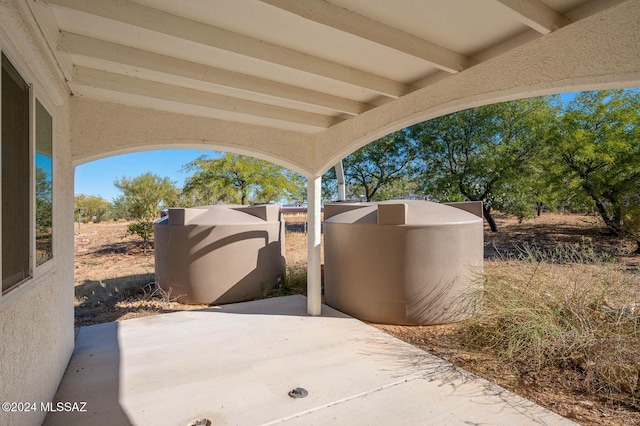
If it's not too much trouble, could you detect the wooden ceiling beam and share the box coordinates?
[496,0,571,34]
[260,0,477,73]
[46,0,411,98]
[59,32,371,115]
[71,66,343,129]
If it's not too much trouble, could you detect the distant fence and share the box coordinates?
[280,206,324,214]
[280,206,325,234]
[281,206,309,233]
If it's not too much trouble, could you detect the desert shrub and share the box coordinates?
[459,246,639,407]
[261,268,307,299]
[127,220,154,252]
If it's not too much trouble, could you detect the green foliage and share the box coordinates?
[372,176,423,202]
[110,195,131,220]
[127,220,154,252]
[113,173,178,249]
[114,172,179,220]
[323,131,418,201]
[260,268,307,299]
[36,166,53,233]
[182,153,304,205]
[74,194,112,223]
[410,96,560,231]
[175,190,207,208]
[318,89,638,243]
[491,186,536,223]
[554,90,640,251]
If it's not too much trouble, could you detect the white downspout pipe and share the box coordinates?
[306,175,322,316]
[335,161,346,201]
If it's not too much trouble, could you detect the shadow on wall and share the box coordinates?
[155,226,286,305]
[405,275,484,325]
[191,235,286,305]
[44,322,132,425]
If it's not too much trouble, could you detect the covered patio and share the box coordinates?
[0,1,639,425]
[34,0,640,317]
[46,296,575,425]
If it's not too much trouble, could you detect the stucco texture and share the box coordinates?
[0,2,74,425]
[69,97,314,175]
[0,100,74,426]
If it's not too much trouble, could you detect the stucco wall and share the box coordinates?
[0,103,74,426]
[69,98,315,175]
[0,2,74,425]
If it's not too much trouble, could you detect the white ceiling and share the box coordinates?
[29,0,627,134]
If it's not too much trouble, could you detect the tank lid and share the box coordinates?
[166,205,280,225]
[324,200,482,226]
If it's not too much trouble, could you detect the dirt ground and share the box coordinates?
[74,211,640,426]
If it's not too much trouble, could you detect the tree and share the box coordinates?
[556,90,640,252]
[36,167,53,233]
[372,176,423,202]
[114,173,179,220]
[74,194,111,223]
[322,131,418,202]
[114,173,179,251]
[110,195,132,220]
[182,153,305,205]
[410,97,559,231]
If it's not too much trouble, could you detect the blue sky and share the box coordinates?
[73,90,633,201]
[74,149,216,201]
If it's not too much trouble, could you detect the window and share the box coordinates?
[2,53,30,293]
[35,100,53,266]
[1,53,54,296]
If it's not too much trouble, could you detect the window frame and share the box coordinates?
[0,47,57,310]
[33,96,55,269]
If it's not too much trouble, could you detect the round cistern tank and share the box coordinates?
[323,200,483,325]
[154,204,285,305]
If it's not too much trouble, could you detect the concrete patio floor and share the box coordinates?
[45,295,575,425]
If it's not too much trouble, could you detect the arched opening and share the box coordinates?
[316,84,640,175]
[326,89,637,236]
[72,148,310,326]
[61,89,640,426]
[320,88,640,418]
[3,1,638,424]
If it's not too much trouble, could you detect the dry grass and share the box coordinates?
[74,213,316,325]
[462,252,639,408]
[375,243,639,424]
[73,212,640,425]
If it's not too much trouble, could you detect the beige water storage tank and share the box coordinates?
[154,205,285,305]
[324,200,483,325]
